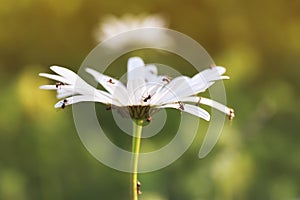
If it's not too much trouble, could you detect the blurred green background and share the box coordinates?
[1,0,300,199]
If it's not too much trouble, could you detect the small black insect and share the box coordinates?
[209,64,216,69]
[107,79,115,84]
[61,99,68,109]
[55,82,65,89]
[106,104,112,110]
[143,94,152,102]
[195,97,201,106]
[162,77,170,84]
[178,101,184,110]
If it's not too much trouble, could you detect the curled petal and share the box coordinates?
[190,66,229,93]
[86,68,129,106]
[152,76,193,105]
[158,103,210,121]
[50,66,78,83]
[54,93,118,108]
[180,96,234,119]
[144,64,159,82]
[127,79,146,105]
[145,64,158,76]
[57,91,74,99]
[39,73,71,85]
[85,68,125,93]
[39,85,58,90]
[213,66,226,75]
[127,57,145,81]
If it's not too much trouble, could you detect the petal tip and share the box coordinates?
[205,115,211,121]
[50,65,68,73]
[39,85,47,89]
[85,67,92,72]
[128,57,145,68]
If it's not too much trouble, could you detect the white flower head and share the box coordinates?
[94,13,168,41]
[39,57,234,122]
[93,14,171,49]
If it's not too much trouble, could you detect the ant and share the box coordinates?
[178,101,184,110]
[56,82,65,89]
[228,109,235,121]
[143,94,152,102]
[146,116,152,122]
[137,180,142,195]
[195,97,201,106]
[106,104,112,110]
[209,64,216,69]
[162,77,170,84]
[61,99,68,109]
[107,79,115,84]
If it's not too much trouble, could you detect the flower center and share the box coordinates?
[128,105,151,120]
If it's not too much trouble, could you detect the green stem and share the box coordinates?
[131,120,143,200]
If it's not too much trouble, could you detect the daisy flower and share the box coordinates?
[39,56,234,200]
[39,57,234,122]
[93,14,171,49]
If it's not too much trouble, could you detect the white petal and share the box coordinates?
[39,85,57,90]
[180,96,232,116]
[46,66,100,98]
[145,64,158,75]
[39,84,75,98]
[50,66,78,83]
[39,84,74,90]
[54,94,116,108]
[127,57,145,81]
[70,75,108,99]
[52,85,114,104]
[85,68,129,106]
[110,83,130,106]
[159,103,210,121]
[40,85,76,99]
[190,66,229,93]
[220,75,230,80]
[54,100,67,108]
[127,79,146,105]
[95,90,116,104]
[57,91,74,99]
[144,64,159,82]
[208,76,230,82]
[54,95,94,108]
[39,85,75,99]
[142,75,171,100]
[127,57,145,69]
[214,66,226,75]
[143,82,163,98]
[200,97,231,115]
[39,73,71,84]
[152,76,193,105]
[56,86,76,98]
[85,68,125,93]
